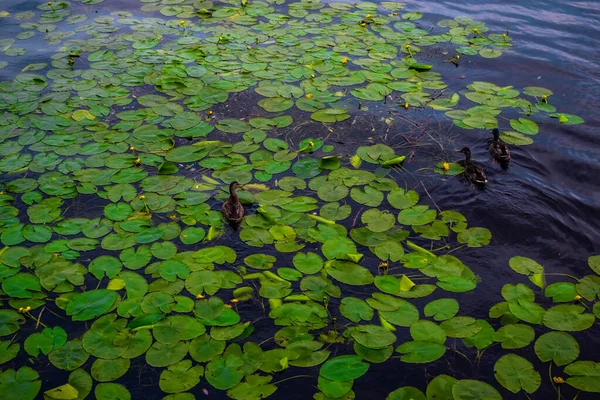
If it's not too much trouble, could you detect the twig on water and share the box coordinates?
[420,180,441,213]
[352,207,364,227]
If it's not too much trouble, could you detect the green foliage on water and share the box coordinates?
[0,0,593,399]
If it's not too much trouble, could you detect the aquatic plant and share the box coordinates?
[0,1,593,399]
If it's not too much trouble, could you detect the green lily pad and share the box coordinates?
[49,340,89,371]
[396,341,446,364]
[66,290,118,321]
[494,354,541,394]
[159,360,204,394]
[397,206,436,226]
[91,358,130,382]
[1,273,41,298]
[424,298,459,321]
[94,383,131,400]
[319,355,369,382]
[311,108,350,123]
[340,297,374,323]
[439,317,481,338]
[350,325,397,349]
[0,310,26,336]
[564,361,600,393]
[510,118,539,135]
[227,375,277,400]
[426,375,457,400]
[0,367,41,400]
[452,380,501,400]
[493,324,535,349]
[205,350,245,390]
[588,255,600,275]
[543,304,594,331]
[387,386,426,400]
[24,326,67,357]
[457,227,491,247]
[509,256,543,275]
[534,331,579,366]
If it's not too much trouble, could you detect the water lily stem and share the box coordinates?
[445,244,466,254]
[43,305,69,321]
[420,180,441,213]
[544,273,580,281]
[430,244,451,252]
[272,375,313,385]
[25,311,47,328]
[35,307,45,329]
[258,337,273,347]
[451,348,473,366]
[549,363,557,392]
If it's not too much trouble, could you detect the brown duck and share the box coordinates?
[489,128,510,166]
[456,147,487,186]
[221,182,244,224]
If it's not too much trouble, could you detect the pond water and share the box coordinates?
[0,0,599,399]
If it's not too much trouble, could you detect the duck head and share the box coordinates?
[455,147,471,162]
[229,181,243,196]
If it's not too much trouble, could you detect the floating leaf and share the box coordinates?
[0,367,41,400]
[457,227,491,247]
[493,324,535,349]
[424,298,459,321]
[452,380,501,400]
[95,383,131,400]
[319,355,369,382]
[24,327,67,357]
[387,386,426,400]
[564,361,600,393]
[534,331,579,366]
[340,297,374,323]
[311,108,350,123]
[49,340,89,371]
[543,304,594,331]
[494,354,541,394]
[439,317,481,338]
[66,290,118,321]
[397,206,436,226]
[351,325,397,349]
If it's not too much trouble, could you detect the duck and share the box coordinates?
[488,128,510,166]
[456,147,487,186]
[221,181,244,224]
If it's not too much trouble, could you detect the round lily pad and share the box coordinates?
[319,355,369,382]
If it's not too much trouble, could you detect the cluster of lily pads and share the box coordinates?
[0,0,583,147]
[0,0,594,399]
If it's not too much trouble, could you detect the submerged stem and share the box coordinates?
[544,273,580,281]
[450,348,473,366]
[272,375,313,385]
[445,244,467,254]
[258,337,273,347]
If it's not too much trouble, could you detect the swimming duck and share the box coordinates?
[456,147,487,185]
[488,128,510,166]
[221,182,244,224]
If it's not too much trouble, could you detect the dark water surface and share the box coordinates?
[0,0,599,399]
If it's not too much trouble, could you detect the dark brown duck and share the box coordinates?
[221,182,244,224]
[456,147,487,186]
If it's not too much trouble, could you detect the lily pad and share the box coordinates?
[534,331,579,366]
[319,355,369,382]
[564,361,600,393]
[494,354,541,394]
